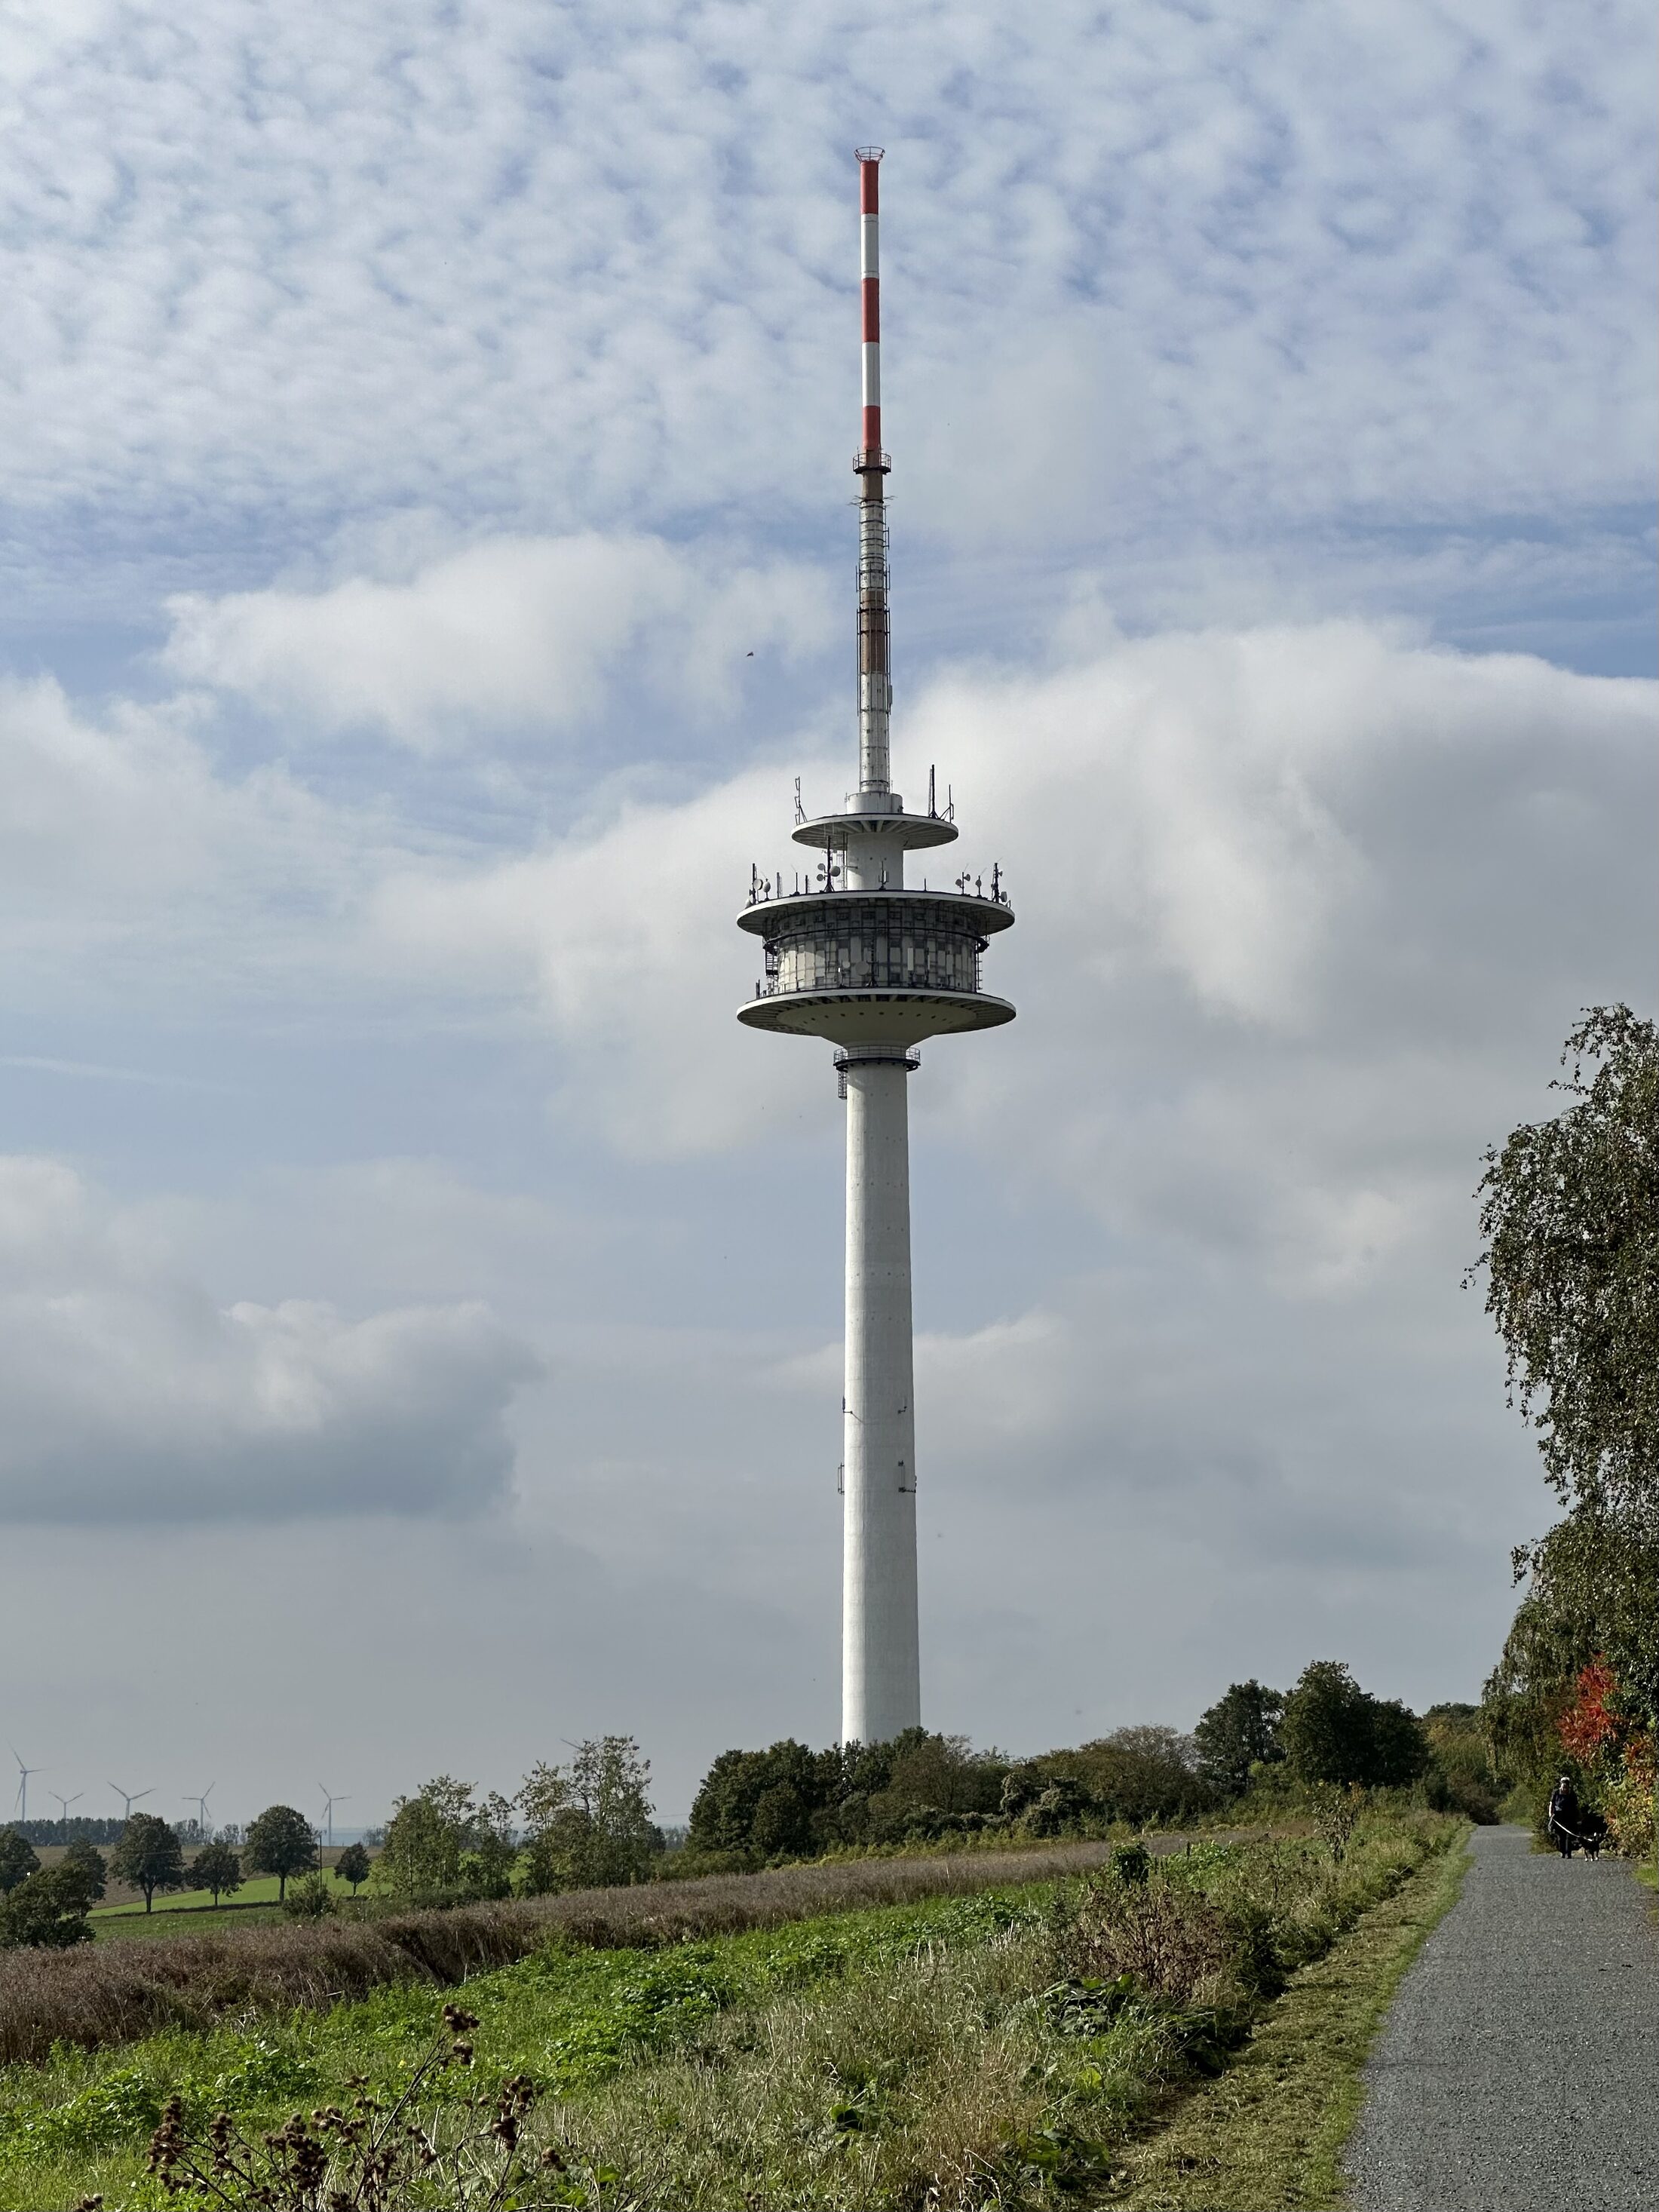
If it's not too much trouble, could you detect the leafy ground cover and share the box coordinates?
[0,1837,1127,2068]
[0,1888,1036,2207]
[0,1811,1460,2209]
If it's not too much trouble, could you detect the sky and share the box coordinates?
[0,0,1653,1830]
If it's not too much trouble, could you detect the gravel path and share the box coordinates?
[1345,1824,1658,2211]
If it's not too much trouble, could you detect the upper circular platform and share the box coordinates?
[735,887,1014,940]
[792,805,958,854]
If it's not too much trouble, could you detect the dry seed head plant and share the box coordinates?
[138,2005,550,2212]
[1061,1874,1235,2011]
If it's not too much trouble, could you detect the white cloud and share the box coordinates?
[0,2,1647,635]
[362,621,1654,1196]
[164,534,835,749]
[0,673,367,1008]
[0,1156,538,1523]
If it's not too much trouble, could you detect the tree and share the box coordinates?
[519,1739,659,1892]
[62,1838,106,1901]
[687,1741,836,1864]
[244,1805,317,1901]
[1487,1506,1659,1758]
[1194,1681,1286,1795]
[1471,1006,1658,1519]
[377,1778,472,1903]
[112,1812,187,1913]
[1281,1662,1428,1790]
[1050,1728,1215,1826]
[0,1864,94,1950]
[0,1829,39,1896]
[190,1841,243,1906]
[335,1842,372,1893]
[873,1734,1007,1823]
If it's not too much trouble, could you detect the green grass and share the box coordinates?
[89,1902,291,1941]
[94,1875,299,1919]
[88,1875,373,1939]
[0,1817,1464,2210]
[0,1884,1046,2208]
[1098,1830,1471,2207]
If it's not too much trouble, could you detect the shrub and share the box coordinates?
[281,1871,338,1922]
[1063,1871,1235,2009]
[1600,1735,1656,1858]
[1110,1841,1151,1885]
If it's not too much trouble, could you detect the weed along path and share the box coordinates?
[1345,1825,1659,2211]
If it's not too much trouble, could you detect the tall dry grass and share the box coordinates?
[0,1837,1136,2068]
[536,1929,1069,2210]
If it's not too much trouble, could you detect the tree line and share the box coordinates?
[1472,1005,1657,1856]
[679,1658,1470,1872]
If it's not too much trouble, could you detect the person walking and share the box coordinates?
[1547,1774,1583,1857]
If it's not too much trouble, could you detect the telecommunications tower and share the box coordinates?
[738,149,1014,1746]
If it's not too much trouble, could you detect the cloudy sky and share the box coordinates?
[0,0,1652,1829]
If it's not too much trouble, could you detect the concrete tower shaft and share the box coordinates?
[842,1053,920,1740]
[736,149,1014,1749]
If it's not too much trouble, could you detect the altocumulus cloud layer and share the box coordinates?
[1,0,1651,657]
[0,0,1651,1816]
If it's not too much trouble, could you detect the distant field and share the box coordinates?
[30,1845,370,1924]
[91,1874,350,1923]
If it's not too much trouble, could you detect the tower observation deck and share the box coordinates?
[736,150,1015,1747]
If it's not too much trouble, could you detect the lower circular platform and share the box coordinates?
[737,987,1015,1046]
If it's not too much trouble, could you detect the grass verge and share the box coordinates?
[1099,1831,1471,2208]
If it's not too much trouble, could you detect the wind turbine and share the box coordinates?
[186,1785,215,1836]
[318,1786,350,1850]
[109,1783,155,1821]
[11,1750,44,1825]
[51,1790,83,1823]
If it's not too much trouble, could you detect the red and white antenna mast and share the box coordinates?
[854,148,891,800]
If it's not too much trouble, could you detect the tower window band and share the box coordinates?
[756,896,988,998]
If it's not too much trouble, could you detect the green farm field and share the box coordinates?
[26,1845,374,1938]
[0,1812,1463,2210]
